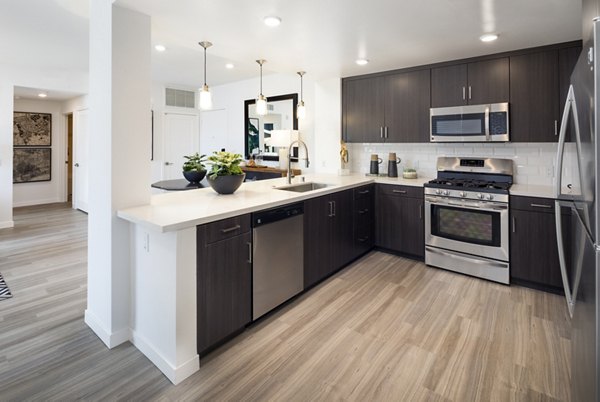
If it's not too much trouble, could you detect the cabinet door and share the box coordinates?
[510,209,563,288]
[559,46,582,142]
[304,195,332,288]
[342,77,385,143]
[331,190,355,270]
[431,64,468,107]
[510,50,559,142]
[467,58,509,105]
[354,186,374,258]
[375,193,403,251]
[385,69,431,143]
[198,232,252,354]
[399,196,425,258]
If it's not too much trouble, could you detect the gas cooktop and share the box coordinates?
[427,178,512,192]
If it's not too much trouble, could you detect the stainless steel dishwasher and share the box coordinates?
[252,202,304,320]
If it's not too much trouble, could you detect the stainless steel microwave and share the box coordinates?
[430,102,509,142]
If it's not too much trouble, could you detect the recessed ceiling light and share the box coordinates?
[264,16,281,27]
[355,59,369,66]
[154,44,166,52]
[38,92,47,98]
[480,34,498,42]
[225,63,234,69]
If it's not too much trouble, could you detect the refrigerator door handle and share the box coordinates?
[555,201,575,317]
[554,85,582,199]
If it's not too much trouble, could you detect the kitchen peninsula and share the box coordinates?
[117,173,428,384]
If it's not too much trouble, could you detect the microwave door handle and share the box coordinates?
[554,85,575,198]
[484,106,490,141]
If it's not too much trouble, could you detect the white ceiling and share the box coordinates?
[0,0,583,92]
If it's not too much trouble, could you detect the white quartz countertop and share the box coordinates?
[509,183,555,199]
[118,173,431,232]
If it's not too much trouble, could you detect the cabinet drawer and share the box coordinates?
[204,214,251,244]
[354,184,374,200]
[377,183,423,199]
[510,196,555,213]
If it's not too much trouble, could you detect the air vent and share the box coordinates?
[165,88,195,108]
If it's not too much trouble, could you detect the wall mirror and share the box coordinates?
[244,93,298,161]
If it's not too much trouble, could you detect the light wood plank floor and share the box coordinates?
[0,203,571,401]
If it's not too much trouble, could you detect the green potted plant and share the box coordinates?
[182,152,207,183]
[403,167,418,179]
[206,151,246,194]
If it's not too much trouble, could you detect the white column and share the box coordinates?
[0,82,14,229]
[85,0,151,347]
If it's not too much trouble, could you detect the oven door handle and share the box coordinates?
[426,246,508,269]
[427,198,507,212]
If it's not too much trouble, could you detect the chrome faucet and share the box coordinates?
[287,140,310,184]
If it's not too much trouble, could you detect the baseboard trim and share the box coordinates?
[0,220,14,229]
[84,309,130,348]
[131,330,199,385]
[13,197,63,208]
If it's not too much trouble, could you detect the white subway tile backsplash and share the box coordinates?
[347,142,559,185]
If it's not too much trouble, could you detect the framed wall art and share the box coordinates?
[13,111,52,146]
[13,148,51,183]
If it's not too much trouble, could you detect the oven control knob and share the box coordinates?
[442,190,450,196]
[459,191,466,197]
[486,194,494,200]
[435,189,441,195]
[477,193,484,199]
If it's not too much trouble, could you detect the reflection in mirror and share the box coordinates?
[244,93,298,161]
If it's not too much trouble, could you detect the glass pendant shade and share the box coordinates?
[199,84,212,110]
[297,100,306,120]
[256,94,268,116]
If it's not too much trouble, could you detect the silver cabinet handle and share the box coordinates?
[392,189,407,194]
[74,163,80,167]
[468,86,472,100]
[530,203,552,209]
[419,204,423,220]
[328,201,333,217]
[554,120,558,136]
[332,201,336,217]
[512,216,516,233]
[380,127,383,139]
[247,242,252,264]
[358,190,370,195]
[221,225,241,233]
[462,86,466,100]
[384,126,388,139]
[358,208,369,215]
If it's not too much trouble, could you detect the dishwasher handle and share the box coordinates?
[252,202,304,228]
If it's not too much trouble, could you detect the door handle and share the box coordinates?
[247,242,252,264]
[384,126,388,139]
[468,86,472,100]
[328,201,333,217]
[512,216,516,233]
[380,127,383,139]
[554,120,558,136]
[332,201,336,217]
[358,190,370,195]
[358,208,369,215]
[221,224,241,234]
[74,163,80,167]
[392,189,407,194]
[419,204,422,220]
[530,203,552,209]
[462,86,466,100]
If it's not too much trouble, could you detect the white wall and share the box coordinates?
[314,78,343,174]
[13,99,65,207]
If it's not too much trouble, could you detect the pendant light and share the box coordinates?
[297,71,306,120]
[198,41,213,110]
[256,59,268,115]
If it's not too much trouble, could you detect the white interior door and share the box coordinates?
[163,112,199,179]
[200,109,227,157]
[73,109,89,212]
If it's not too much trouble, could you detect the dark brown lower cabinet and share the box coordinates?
[352,184,375,259]
[197,215,252,355]
[375,184,424,258]
[510,196,569,291]
[304,189,354,288]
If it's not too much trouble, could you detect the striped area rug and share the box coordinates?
[0,273,12,300]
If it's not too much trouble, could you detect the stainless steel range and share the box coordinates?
[424,157,513,284]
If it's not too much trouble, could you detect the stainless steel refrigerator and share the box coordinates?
[554,13,600,402]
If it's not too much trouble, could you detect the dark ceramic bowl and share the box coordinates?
[182,170,207,183]
[207,173,246,194]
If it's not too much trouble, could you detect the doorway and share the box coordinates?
[66,113,73,202]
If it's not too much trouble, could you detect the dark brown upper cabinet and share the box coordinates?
[431,58,509,107]
[510,50,560,142]
[510,45,581,142]
[342,69,431,143]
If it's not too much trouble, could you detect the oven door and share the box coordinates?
[425,196,509,261]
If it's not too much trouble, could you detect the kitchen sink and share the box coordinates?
[275,182,331,193]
